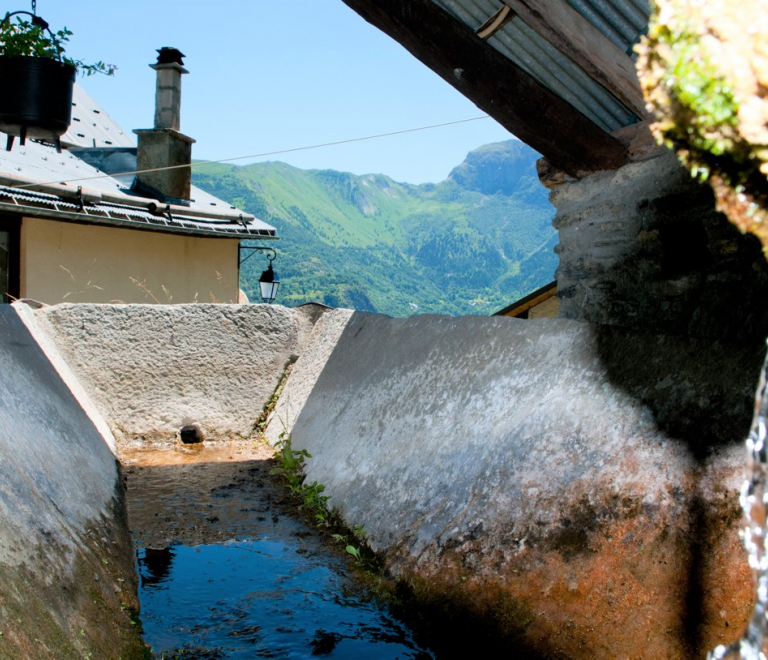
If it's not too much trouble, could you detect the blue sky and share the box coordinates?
[36,0,515,184]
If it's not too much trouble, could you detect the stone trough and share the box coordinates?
[1,300,761,658]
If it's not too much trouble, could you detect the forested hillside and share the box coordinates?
[193,140,557,316]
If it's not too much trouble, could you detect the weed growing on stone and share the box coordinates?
[269,434,375,570]
[252,359,295,435]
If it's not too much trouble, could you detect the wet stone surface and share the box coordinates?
[122,440,432,659]
[122,440,307,549]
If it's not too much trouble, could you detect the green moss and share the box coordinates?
[639,9,768,252]
[252,357,296,434]
[0,578,81,659]
[0,506,149,660]
[495,591,534,633]
[653,23,740,160]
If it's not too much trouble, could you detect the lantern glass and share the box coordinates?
[258,264,280,303]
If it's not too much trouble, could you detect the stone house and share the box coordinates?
[0,49,276,305]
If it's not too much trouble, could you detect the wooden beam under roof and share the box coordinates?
[503,0,651,120]
[340,0,628,177]
[537,120,668,189]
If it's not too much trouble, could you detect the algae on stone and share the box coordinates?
[636,0,768,250]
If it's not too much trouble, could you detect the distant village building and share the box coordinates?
[494,281,558,319]
[0,48,276,305]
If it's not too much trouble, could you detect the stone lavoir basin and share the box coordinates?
[122,441,435,659]
[4,301,766,659]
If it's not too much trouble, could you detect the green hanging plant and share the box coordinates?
[0,12,115,76]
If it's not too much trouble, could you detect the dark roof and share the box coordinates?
[340,0,654,177]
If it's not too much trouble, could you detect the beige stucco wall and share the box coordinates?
[20,217,241,304]
[528,295,560,319]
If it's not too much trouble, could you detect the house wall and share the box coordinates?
[552,151,768,341]
[20,216,241,304]
[527,295,560,318]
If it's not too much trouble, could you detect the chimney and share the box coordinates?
[133,47,196,203]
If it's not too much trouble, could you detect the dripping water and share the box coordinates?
[709,349,768,660]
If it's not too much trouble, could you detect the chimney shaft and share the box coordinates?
[133,47,195,202]
[153,65,185,130]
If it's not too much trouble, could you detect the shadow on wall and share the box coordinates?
[593,327,764,457]
[557,157,768,344]
[594,325,765,655]
[553,157,768,652]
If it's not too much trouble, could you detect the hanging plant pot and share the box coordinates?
[0,55,76,149]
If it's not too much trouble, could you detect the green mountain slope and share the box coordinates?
[192,140,557,316]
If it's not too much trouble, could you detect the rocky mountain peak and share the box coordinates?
[448,140,541,196]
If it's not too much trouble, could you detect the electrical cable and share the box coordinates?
[12,115,493,190]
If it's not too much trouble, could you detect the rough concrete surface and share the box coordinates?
[553,151,768,342]
[265,307,354,444]
[291,311,763,659]
[31,303,322,443]
[0,306,144,659]
[12,301,118,454]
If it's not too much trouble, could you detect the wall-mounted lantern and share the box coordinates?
[239,244,280,304]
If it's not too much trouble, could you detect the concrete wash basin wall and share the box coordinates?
[13,301,764,658]
[289,312,764,659]
[0,301,347,659]
[29,303,329,443]
[0,305,144,659]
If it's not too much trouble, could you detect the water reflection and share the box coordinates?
[137,539,433,659]
[139,547,177,588]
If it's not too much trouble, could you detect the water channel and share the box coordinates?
[123,441,433,660]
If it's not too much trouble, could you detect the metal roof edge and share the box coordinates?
[0,197,278,240]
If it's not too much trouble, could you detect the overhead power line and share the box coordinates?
[12,115,493,190]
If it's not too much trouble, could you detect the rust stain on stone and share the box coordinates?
[386,487,752,659]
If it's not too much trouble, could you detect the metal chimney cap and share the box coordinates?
[155,47,186,66]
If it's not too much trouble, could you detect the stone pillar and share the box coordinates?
[552,150,768,342]
[134,128,195,202]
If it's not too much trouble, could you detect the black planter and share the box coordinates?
[0,55,76,146]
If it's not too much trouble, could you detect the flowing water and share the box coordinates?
[709,351,768,660]
[123,442,434,660]
[137,540,431,659]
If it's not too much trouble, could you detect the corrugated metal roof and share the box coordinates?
[0,183,277,239]
[431,0,649,131]
[0,141,276,238]
[567,0,649,52]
